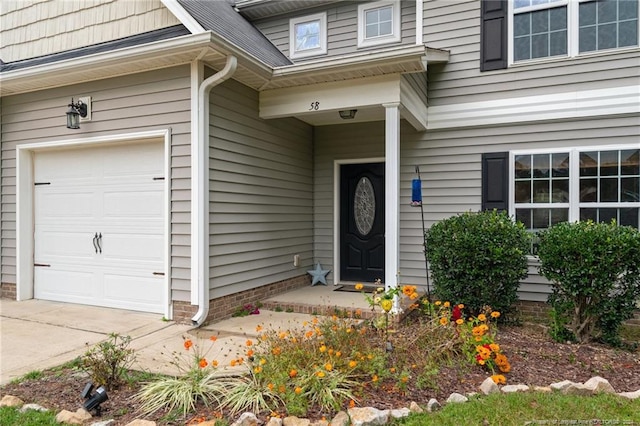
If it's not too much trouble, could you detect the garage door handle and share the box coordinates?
[93,233,99,253]
[97,233,103,254]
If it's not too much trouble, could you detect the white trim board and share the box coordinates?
[16,129,172,319]
[427,85,640,130]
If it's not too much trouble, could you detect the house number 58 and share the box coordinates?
[309,101,320,111]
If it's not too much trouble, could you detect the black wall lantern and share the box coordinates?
[66,98,88,129]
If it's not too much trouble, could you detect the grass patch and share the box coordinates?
[0,406,65,426]
[391,392,640,426]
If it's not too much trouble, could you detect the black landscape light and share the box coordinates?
[82,382,108,413]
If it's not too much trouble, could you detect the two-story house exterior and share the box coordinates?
[1,0,638,325]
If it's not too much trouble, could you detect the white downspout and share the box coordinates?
[191,55,238,326]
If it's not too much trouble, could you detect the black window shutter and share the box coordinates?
[480,0,508,71]
[482,152,509,211]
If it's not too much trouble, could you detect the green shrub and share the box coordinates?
[425,210,531,318]
[537,220,640,345]
[82,333,136,390]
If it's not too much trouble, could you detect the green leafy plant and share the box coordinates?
[425,210,531,318]
[134,335,228,416]
[232,302,262,317]
[82,333,136,390]
[537,220,640,345]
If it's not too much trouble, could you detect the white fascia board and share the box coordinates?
[427,85,640,129]
[160,0,206,34]
[261,74,401,119]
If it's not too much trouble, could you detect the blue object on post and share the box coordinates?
[411,178,422,206]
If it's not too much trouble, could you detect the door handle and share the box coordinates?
[97,233,102,254]
[93,233,99,253]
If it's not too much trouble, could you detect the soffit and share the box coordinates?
[234,0,342,19]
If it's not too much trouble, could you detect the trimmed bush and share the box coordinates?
[425,210,530,318]
[537,220,640,345]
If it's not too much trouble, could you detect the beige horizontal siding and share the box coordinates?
[0,0,181,62]
[0,65,192,303]
[208,78,313,298]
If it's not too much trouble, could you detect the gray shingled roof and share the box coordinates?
[177,0,291,67]
[1,25,191,72]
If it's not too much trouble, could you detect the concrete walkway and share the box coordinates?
[0,299,325,385]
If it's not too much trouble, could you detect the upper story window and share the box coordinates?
[290,13,327,59]
[358,1,401,48]
[511,0,639,63]
[511,145,640,233]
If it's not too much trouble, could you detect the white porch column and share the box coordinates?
[383,102,400,292]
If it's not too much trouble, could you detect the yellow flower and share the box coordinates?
[478,314,487,322]
[489,343,500,353]
[372,375,378,382]
[349,360,358,368]
[325,363,333,371]
[491,374,506,385]
[294,386,302,395]
[316,371,326,378]
[455,318,464,325]
[439,317,449,326]
[443,301,451,308]
[380,299,393,312]
[335,351,342,357]
[355,283,364,291]
[254,366,262,373]
[435,301,442,306]
[259,358,267,365]
[491,311,501,319]
[255,325,263,332]
[289,369,298,378]
[458,304,465,309]
[319,345,327,353]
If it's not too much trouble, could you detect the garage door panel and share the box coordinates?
[103,273,164,313]
[34,230,98,261]
[102,233,164,264]
[35,191,95,220]
[34,268,96,300]
[103,189,164,219]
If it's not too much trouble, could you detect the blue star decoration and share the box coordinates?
[307,262,330,286]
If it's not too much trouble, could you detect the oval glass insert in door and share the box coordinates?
[354,176,376,235]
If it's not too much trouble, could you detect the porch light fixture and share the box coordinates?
[66,98,88,129]
[339,109,357,120]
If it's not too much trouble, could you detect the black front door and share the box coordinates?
[340,163,385,283]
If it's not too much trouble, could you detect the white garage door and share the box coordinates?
[33,142,165,313]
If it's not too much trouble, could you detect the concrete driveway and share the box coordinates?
[0,298,315,385]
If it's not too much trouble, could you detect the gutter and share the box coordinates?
[191,55,238,326]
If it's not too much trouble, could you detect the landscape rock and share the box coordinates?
[347,406,389,426]
[90,420,115,426]
[199,421,219,426]
[562,383,592,396]
[583,376,616,394]
[446,393,468,403]
[0,395,24,407]
[618,389,640,400]
[19,403,48,412]
[329,411,350,426]
[409,401,423,413]
[532,386,552,393]
[56,409,89,425]
[389,407,410,419]
[283,416,310,426]
[124,420,156,426]
[231,412,261,426]
[266,417,283,426]
[501,384,530,393]
[426,398,441,412]
[550,380,575,391]
[479,377,500,395]
[310,420,328,426]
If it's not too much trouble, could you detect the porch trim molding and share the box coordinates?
[383,102,401,293]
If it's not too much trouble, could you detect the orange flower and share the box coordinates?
[230,359,238,367]
[499,362,511,373]
[209,335,217,342]
[278,385,286,393]
[184,339,193,350]
[355,283,364,291]
[319,345,327,353]
[435,301,442,306]
[278,331,288,339]
[372,375,379,383]
[456,318,464,325]
[335,351,342,358]
[289,369,298,378]
[255,325,263,332]
[478,314,487,322]
[439,317,449,326]
[489,343,500,353]
[316,371,326,378]
[355,309,362,317]
[349,399,356,408]
[305,330,314,338]
[272,347,282,356]
[246,349,254,357]
[325,363,333,371]
[211,360,218,368]
[491,311,501,319]
[491,374,506,385]
[389,367,396,373]
[443,301,451,308]
[458,304,465,309]
[349,360,358,368]
[294,386,302,395]
[198,358,208,368]
[246,339,253,346]
[267,383,275,391]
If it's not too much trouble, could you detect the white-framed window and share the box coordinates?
[510,0,639,63]
[357,1,401,48]
[289,12,327,59]
[510,144,640,233]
